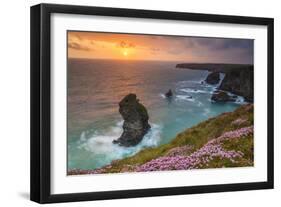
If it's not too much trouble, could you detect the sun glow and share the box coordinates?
[123,50,128,57]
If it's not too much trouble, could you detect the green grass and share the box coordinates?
[221,134,254,165]
[102,104,254,173]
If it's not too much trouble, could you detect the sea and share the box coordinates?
[67,58,244,170]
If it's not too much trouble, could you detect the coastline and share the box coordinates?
[68,104,254,175]
[176,63,254,102]
[68,60,243,170]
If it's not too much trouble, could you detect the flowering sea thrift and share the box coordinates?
[135,126,253,172]
[68,125,253,175]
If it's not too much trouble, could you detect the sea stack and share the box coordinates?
[113,94,151,147]
[165,89,173,98]
[205,72,220,85]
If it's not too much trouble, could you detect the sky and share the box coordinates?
[68,31,253,64]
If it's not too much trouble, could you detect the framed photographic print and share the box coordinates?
[30,3,274,203]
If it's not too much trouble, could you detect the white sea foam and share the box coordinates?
[179,88,211,94]
[177,80,197,84]
[175,95,195,102]
[78,121,162,163]
[197,101,203,107]
[217,73,225,87]
[80,131,87,141]
[224,91,247,105]
[160,92,195,103]
[235,96,246,104]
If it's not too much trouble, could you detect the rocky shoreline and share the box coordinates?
[176,63,254,102]
[68,104,254,175]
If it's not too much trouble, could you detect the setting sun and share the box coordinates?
[123,50,128,57]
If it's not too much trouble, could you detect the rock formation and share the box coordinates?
[113,94,151,147]
[218,69,253,102]
[211,91,236,102]
[205,72,220,85]
[165,89,173,98]
[175,63,254,102]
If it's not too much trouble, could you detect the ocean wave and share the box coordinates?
[218,73,225,86]
[77,121,162,165]
[197,101,203,107]
[160,93,194,102]
[176,80,205,86]
[179,88,211,94]
[235,96,246,104]
[175,95,195,102]
[224,91,247,104]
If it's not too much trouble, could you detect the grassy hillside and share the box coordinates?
[68,104,254,175]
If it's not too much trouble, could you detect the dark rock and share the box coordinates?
[165,89,173,98]
[113,94,151,147]
[211,91,236,102]
[205,72,220,85]
[218,68,253,102]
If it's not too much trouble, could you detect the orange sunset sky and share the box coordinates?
[68,31,253,64]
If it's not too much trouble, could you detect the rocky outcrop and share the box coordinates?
[165,89,173,98]
[218,69,253,102]
[175,63,253,102]
[205,72,220,85]
[211,91,236,102]
[113,94,151,147]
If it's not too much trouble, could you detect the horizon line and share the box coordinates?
[67,57,253,65]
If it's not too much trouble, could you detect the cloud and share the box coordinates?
[167,48,184,55]
[74,34,82,41]
[150,47,160,52]
[191,38,253,51]
[149,47,161,55]
[68,31,253,64]
[175,37,254,63]
[116,41,135,48]
[68,42,91,51]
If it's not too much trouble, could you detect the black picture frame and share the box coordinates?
[30,3,274,204]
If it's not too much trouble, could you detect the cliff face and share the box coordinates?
[219,68,253,102]
[176,63,254,102]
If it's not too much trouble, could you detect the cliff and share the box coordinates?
[68,104,254,175]
[176,63,254,102]
[219,68,253,102]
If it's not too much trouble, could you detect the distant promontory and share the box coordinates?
[176,63,254,102]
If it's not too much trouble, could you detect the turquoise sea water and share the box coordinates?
[67,58,243,170]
